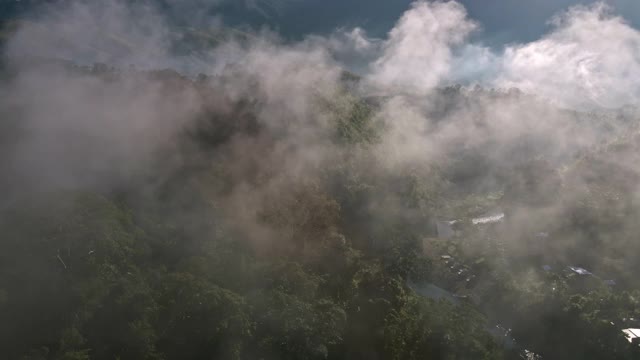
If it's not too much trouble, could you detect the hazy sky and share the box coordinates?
[3,1,639,48]
[215,0,640,47]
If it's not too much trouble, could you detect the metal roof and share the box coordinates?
[622,328,640,343]
[568,266,591,275]
[472,213,505,225]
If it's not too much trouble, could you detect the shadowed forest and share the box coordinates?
[1,1,640,359]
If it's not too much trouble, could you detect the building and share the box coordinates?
[435,219,457,239]
[622,328,640,346]
[472,213,505,225]
[568,266,591,276]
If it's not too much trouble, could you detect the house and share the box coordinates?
[435,219,457,239]
[568,266,591,275]
[472,213,505,225]
[622,328,640,346]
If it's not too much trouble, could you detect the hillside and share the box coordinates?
[2,1,640,359]
[0,56,638,360]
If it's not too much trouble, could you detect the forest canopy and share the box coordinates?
[1,1,640,360]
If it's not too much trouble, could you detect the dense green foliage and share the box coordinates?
[1,63,639,360]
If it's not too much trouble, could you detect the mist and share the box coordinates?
[1,1,640,359]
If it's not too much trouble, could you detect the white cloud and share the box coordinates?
[495,3,640,108]
[369,1,477,93]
